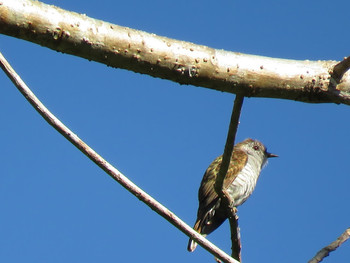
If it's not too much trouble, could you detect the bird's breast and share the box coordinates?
[226,160,261,207]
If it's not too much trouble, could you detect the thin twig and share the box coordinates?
[229,213,241,262]
[214,95,244,194]
[0,51,239,263]
[214,94,244,261]
[308,228,350,263]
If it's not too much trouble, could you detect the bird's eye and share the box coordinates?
[253,145,259,151]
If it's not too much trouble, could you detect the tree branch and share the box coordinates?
[1,0,350,105]
[308,228,350,263]
[214,95,244,262]
[214,95,244,196]
[228,212,241,262]
[0,51,239,263]
[330,56,350,87]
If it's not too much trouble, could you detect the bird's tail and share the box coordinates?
[187,219,205,252]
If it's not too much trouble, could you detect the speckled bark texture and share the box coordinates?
[1,0,350,105]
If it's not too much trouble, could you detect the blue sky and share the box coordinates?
[0,0,349,262]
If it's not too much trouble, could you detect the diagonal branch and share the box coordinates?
[1,0,350,105]
[0,51,239,263]
[308,228,350,263]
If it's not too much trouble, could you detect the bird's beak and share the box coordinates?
[267,152,278,158]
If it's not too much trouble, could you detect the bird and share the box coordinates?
[187,138,277,252]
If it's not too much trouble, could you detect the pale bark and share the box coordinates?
[1,0,350,105]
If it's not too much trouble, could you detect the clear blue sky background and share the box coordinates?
[0,0,349,262]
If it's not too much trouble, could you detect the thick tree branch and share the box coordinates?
[308,228,350,263]
[0,51,239,263]
[1,0,350,105]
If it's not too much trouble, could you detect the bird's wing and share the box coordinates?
[198,156,222,210]
[198,150,248,210]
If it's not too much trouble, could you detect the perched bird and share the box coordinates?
[187,138,277,252]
